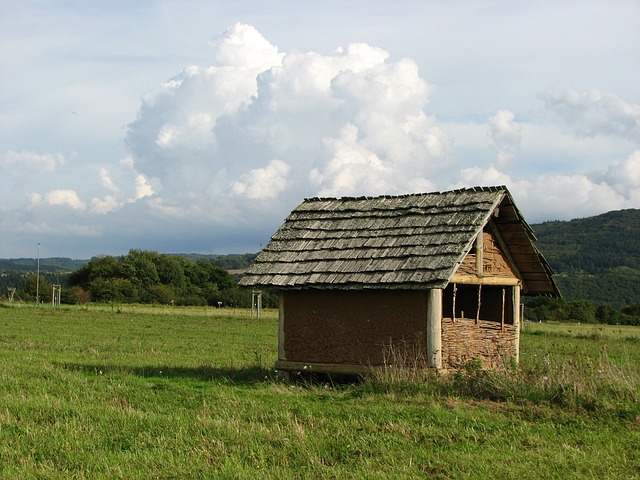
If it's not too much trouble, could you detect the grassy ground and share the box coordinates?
[0,303,638,479]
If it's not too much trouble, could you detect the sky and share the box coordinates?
[1,1,639,259]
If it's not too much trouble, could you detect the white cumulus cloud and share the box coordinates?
[540,87,640,143]
[2,150,66,175]
[44,189,87,210]
[600,149,640,198]
[124,23,451,225]
[488,110,522,165]
[232,159,291,200]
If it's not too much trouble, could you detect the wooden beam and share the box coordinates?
[275,360,370,375]
[450,275,521,286]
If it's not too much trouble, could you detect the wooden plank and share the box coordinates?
[275,360,371,375]
[450,275,521,286]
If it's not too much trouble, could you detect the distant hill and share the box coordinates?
[0,254,257,276]
[169,253,258,270]
[531,209,640,306]
[0,257,87,273]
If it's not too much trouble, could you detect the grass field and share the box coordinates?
[0,303,638,479]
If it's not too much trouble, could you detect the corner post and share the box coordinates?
[513,284,521,363]
[427,288,442,369]
[278,291,285,361]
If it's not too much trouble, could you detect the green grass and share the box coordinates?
[0,304,639,479]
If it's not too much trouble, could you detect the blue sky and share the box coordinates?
[1,1,639,258]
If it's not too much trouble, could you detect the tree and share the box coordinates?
[62,286,90,305]
[121,249,160,291]
[89,277,137,303]
[20,273,51,303]
[566,300,596,323]
[155,255,186,290]
[66,249,250,306]
[146,284,176,305]
[595,304,619,324]
[620,304,640,326]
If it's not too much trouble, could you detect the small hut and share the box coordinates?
[240,186,559,374]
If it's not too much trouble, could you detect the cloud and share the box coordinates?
[232,159,291,200]
[43,189,87,210]
[133,174,154,200]
[600,149,640,198]
[2,150,66,175]
[211,22,285,70]
[98,168,119,193]
[453,151,640,223]
[90,195,119,214]
[487,110,521,165]
[6,22,639,258]
[89,168,155,214]
[540,87,640,143]
[124,23,451,226]
[16,221,101,238]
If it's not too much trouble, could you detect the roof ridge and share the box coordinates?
[303,185,508,202]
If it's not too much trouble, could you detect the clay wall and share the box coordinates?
[456,230,517,278]
[282,290,427,365]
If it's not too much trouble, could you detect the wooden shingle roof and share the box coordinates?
[240,186,559,295]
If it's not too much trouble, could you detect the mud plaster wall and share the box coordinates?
[282,290,427,365]
[456,230,517,278]
[441,318,518,369]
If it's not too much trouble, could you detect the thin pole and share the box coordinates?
[476,284,482,324]
[501,288,506,330]
[36,243,40,304]
[452,283,457,322]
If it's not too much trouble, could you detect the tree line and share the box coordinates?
[524,297,640,326]
[5,249,276,308]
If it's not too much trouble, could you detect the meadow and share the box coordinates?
[0,303,638,479]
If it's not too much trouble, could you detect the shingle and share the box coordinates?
[239,186,559,294]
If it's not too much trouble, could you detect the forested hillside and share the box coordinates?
[531,209,640,307]
[532,209,640,274]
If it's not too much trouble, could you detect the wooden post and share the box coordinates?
[475,233,484,278]
[513,285,521,363]
[452,283,457,322]
[427,288,442,369]
[476,284,481,324]
[500,288,505,330]
[278,292,285,361]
